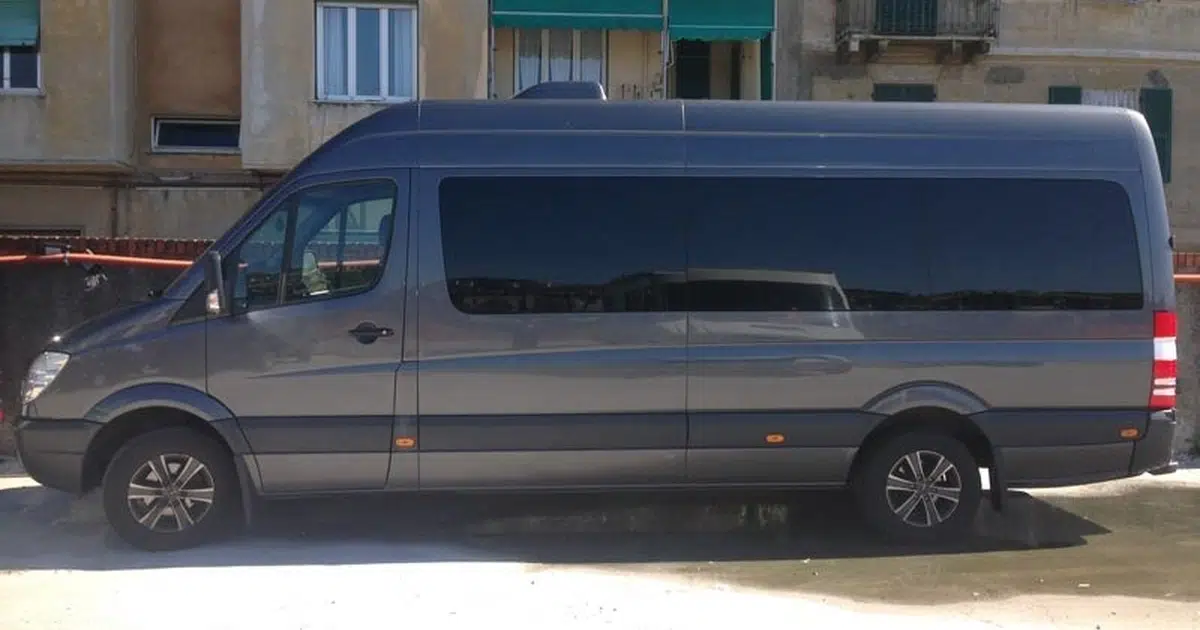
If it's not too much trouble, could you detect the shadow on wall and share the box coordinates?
[0,265,1198,455]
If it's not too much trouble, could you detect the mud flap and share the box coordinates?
[1149,461,1179,476]
[235,456,258,530]
[989,447,1007,512]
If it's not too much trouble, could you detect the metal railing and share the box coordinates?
[837,0,998,41]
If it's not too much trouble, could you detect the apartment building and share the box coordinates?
[245,0,778,169]
[780,0,1197,248]
[0,0,258,238]
[0,0,779,237]
[0,0,489,237]
[1,0,1194,242]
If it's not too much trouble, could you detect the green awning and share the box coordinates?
[0,0,39,47]
[669,0,774,41]
[492,0,664,30]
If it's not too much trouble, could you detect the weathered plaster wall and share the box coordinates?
[779,0,1200,249]
[134,0,242,171]
[241,0,488,170]
[0,0,135,165]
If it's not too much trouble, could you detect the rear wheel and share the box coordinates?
[853,431,982,544]
[101,427,241,551]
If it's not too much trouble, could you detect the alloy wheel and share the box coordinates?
[126,454,216,533]
[885,449,963,528]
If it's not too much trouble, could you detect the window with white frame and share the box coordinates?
[316,2,417,102]
[153,117,241,153]
[0,46,38,91]
[515,29,605,94]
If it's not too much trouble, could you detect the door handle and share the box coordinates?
[348,322,394,344]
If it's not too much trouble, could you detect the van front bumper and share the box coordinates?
[13,417,100,494]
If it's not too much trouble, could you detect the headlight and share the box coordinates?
[22,351,70,405]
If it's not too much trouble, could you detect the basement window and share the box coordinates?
[152,118,241,154]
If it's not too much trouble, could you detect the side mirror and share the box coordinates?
[203,250,228,317]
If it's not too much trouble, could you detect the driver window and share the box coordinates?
[229,179,397,313]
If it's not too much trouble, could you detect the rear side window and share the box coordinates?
[439,176,687,314]
[927,179,1143,310]
[688,178,929,311]
[437,175,1142,314]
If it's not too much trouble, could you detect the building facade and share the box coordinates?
[783,0,1197,248]
[0,0,780,237]
[0,0,261,238]
[0,0,1196,243]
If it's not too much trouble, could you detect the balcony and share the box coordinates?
[836,0,998,63]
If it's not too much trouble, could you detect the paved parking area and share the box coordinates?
[1,459,1197,629]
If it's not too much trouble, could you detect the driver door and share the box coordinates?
[206,175,409,494]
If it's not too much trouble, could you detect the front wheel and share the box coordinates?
[101,427,241,551]
[853,431,982,544]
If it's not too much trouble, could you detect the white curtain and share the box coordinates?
[321,6,348,97]
[579,31,603,85]
[517,28,542,92]
[389,9,416,98]
[548,29,573,82]
[1082,89,1139,110]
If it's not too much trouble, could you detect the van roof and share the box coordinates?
[294,98,1146,173]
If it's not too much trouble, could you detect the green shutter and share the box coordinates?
[1140,87,1173,183]
[669,0,775,41]
[491,0,664,30]
[1047,85,1082,104]
[872,83,936,102]
[874,0,938,37]
[0,0,39,47]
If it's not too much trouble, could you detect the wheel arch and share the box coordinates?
[80,383,250,494]
[850,406,996,485]
[862,381,990,418]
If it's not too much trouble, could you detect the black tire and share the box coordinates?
[853,431,982,544]
[101,427,241,551]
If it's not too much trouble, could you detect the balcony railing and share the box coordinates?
[836,0,998,42]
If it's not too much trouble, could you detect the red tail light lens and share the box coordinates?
[1151,310,1177,410]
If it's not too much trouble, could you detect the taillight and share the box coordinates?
[1151,310,1177,410]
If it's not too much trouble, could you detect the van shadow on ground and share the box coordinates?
[0,482,1107,572]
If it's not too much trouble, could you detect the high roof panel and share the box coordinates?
[294,98,1141,173]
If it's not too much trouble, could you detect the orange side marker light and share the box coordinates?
[1119,428,1140,440]
[394,437,416,449]
[765,433,785,444]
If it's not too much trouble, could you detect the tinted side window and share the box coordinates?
[927,179,1143,310]
[688,177,930,311]
[439,176,686,314]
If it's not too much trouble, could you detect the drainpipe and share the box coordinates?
[661,0,669,99]
[771,0,778,100]
[487,0,496,98]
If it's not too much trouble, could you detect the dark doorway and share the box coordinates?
[674,40,710,99]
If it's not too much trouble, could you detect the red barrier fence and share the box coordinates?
[4,235,1200,281]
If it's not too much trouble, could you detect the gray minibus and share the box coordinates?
[15,86,1179,550]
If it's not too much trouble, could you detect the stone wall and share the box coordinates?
[2,266,1198,458]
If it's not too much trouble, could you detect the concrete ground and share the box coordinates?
[0,457,1198,630]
